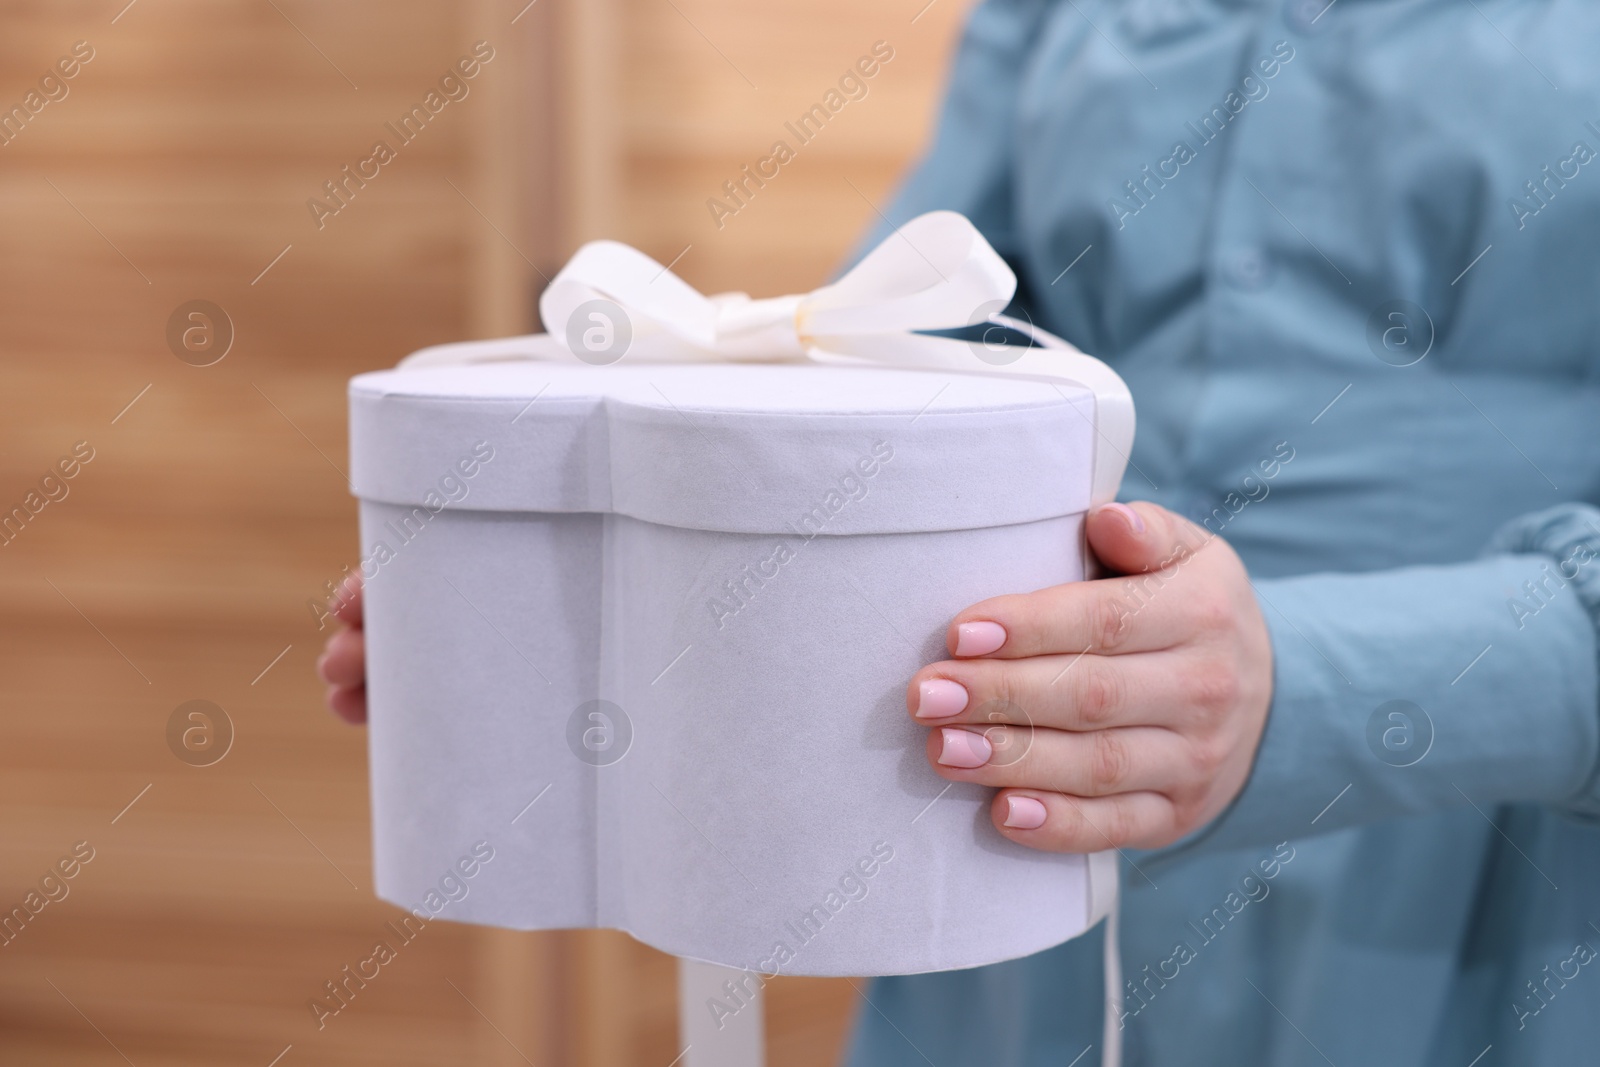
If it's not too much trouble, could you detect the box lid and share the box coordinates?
[350,361,1099,535]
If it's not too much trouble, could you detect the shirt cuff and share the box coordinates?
[1173,504,1600,854]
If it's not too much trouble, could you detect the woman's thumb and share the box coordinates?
[1086,502,1207,575]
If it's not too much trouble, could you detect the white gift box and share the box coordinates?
[346,213,1134,987]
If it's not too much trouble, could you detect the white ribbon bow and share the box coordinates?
[403,210,1134,505]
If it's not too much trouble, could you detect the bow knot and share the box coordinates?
[706,293,808,359]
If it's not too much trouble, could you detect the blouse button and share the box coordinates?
[1223,247,1274,291]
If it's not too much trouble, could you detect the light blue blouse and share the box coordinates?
[845,1,1600,1064]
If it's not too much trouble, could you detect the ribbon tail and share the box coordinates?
[809,327,1135,507]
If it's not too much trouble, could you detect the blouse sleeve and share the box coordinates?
[1171,502,1600,857]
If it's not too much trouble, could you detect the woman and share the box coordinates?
[322,1,1600,1061]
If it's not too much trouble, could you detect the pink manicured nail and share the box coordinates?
[914,679,969,719]
[1102,502,1145,534]
[937,728,992,768]
[1004,796,1047,829]
[954,621,1007,657]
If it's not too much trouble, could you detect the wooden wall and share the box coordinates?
[0,0,972,1063]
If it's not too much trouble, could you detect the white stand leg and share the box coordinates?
[678,958,765,1067]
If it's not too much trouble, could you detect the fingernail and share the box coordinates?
[937,727,992,768]
[1102,502,1145,535]
[1004,795,1047,829]
[315,653,331,683]
[954,621,1007,657]
[914,679,969,719]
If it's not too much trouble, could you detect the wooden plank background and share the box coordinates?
[0,0,972,1063]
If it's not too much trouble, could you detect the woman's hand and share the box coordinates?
[908,502,1273,853]
[316,575,367,724]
